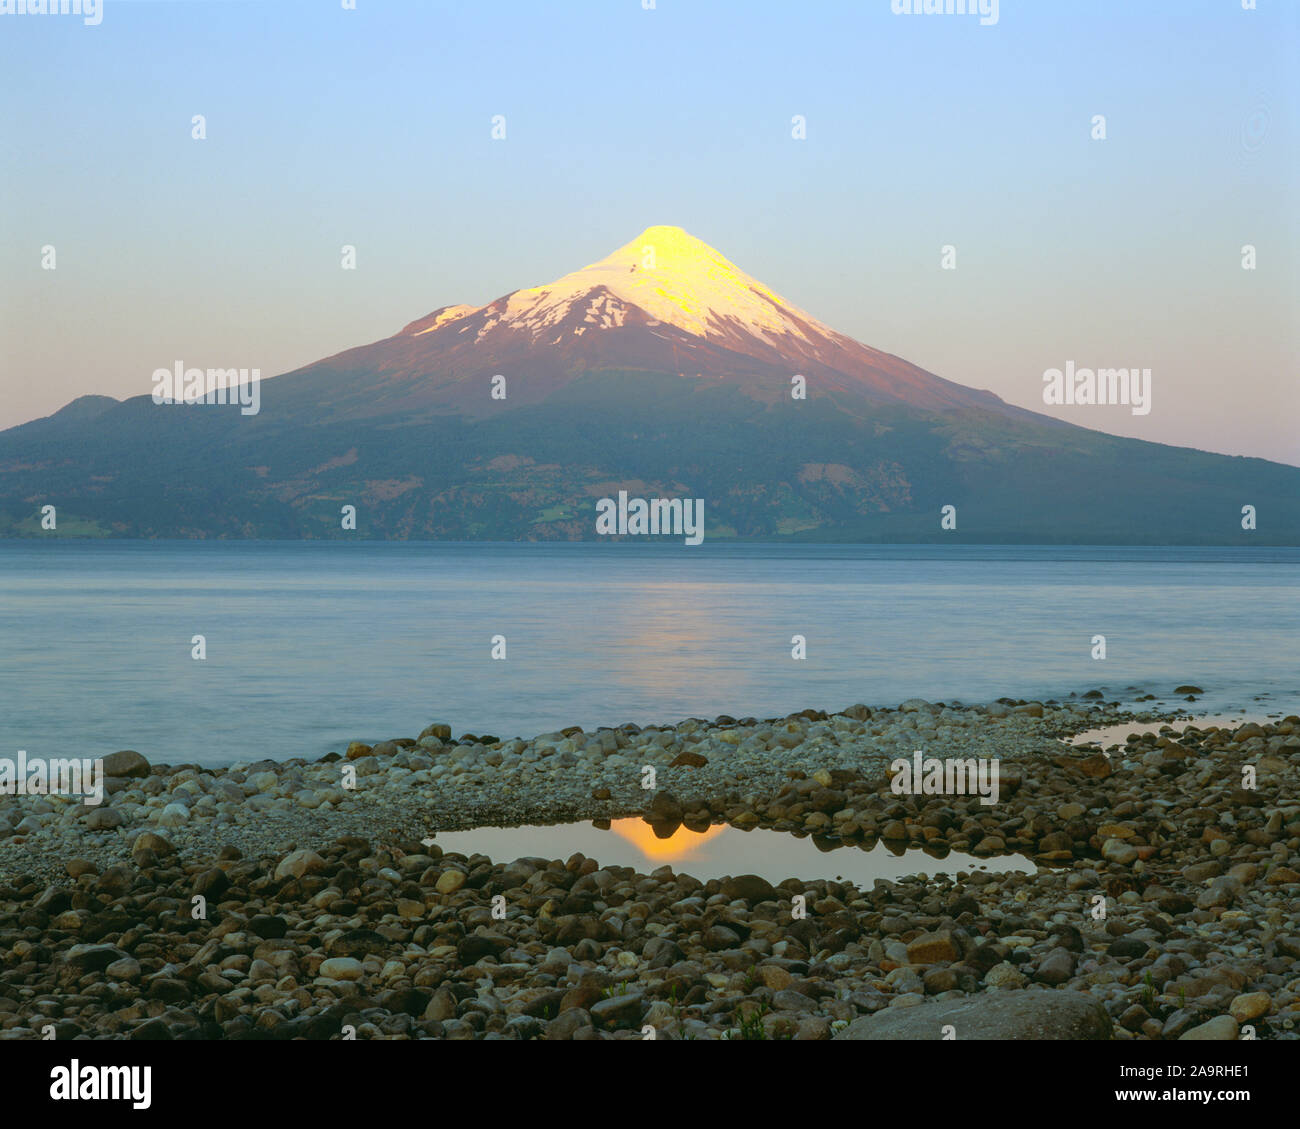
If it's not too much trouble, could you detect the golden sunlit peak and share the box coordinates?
[594,225,744,275]
[637,224,690,239]
[488,224,840,345]
[498,224,835,343]
[624,225,715,257]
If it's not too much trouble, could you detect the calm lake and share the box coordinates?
[1,541,1296,767]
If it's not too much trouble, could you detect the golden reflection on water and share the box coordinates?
[607,817,727,862]
[593,581,754,699]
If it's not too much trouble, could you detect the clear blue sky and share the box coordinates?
[2,0,1296,463]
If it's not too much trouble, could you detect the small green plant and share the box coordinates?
[1139,971,1156,1010]
[666,981,684,1017]
[735,1001,769,1040]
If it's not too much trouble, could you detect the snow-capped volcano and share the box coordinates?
[12,225,1300,544]
[407,225,841,348]
[274,225,1009,420]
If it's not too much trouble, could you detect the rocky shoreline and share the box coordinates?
[2,693,1298,1040]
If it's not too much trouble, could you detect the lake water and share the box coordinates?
[1,542,1296,767]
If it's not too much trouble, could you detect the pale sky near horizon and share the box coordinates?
[1,0,1296,464]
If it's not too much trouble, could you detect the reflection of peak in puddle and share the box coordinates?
[429,817,1034,886]
[608,818,727,861]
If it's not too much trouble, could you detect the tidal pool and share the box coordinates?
[1066,711,1283,752]
[426,818,1035,887]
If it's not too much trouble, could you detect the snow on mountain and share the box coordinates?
[306,225,1011,418]
[397,225,874,359]
[472,225,836,341]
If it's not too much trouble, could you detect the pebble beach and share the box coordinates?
[2,693,1298,1041]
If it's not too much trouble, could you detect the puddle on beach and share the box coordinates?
[1067,712,1285,751]
[427,818,1034,887]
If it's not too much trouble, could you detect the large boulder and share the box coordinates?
[274,849,326,880]
[834,989,1111,1041]
[720,874,778,904]
[131,831,173,855]
[101,750,150,779]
